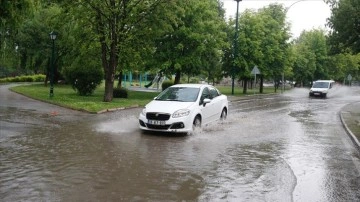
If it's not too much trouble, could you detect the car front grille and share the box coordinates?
[146,113,171,121]
[146,124,171,130]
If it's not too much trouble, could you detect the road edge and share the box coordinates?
[340,105,360,151]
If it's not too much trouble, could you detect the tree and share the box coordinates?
[292,29,328,86]
[327,0,360,54]
[235,10,265,94]
[0,0,34,76]
[58,0,173,102]
[225,4,290,93]
[292,43,316,86]
[327,53,360,82]
[258,4,291,93]
[16,4,62,76]
[152,0,228,84]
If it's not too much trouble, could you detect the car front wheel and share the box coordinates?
[220,108,227,121]
[193,116,201,131]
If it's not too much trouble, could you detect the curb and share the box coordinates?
[339,110,360,151]
[96,105,140,114]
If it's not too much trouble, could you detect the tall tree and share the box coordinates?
[258,4,290,92]
[327,53,360,82]
[226,3,290,93]
[16,4,62,76]
[327,0,360,54]
[152,0,228,84]
[59,0,172,102]
[0,0,34,76]
[292,29,328,85]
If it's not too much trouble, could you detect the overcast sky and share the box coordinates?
[221,0,331,38]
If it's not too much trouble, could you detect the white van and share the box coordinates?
[309,80,335,98]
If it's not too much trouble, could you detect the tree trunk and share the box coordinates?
[260,75,264,93]
[117,71,123,88]
[174,69,181,84]
[104,74,114,101]
[98,11,118,102]
[243,78,248,94]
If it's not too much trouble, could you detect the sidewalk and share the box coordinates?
[340,102,360,150]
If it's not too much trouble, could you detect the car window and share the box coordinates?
[209,87,219,99]
[155,87,200,102]
[200,87,211,104]
[313,82,329,88]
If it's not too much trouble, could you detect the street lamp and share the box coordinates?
[49,31,57,98]
[286,0,307,13]
[232,0,242,95]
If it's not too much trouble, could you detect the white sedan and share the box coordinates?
[139,84,229,134]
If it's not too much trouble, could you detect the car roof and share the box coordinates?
[170,83,213,88]
[315,80,334,82]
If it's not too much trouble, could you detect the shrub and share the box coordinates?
[63,63,104,96]
[113,87,128,98]
[34,74,46,82]
[20,76,34,82]
[162,80,174,91]
[0,74,45,83]
[12,76,21,82]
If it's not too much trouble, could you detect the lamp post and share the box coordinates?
[286,0,307,13]
[232,0,242,95]
[49,31,57,98]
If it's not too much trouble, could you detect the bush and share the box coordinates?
[34,74,46,82]
[0,74,46,83]
[20,76,34,82]
[113,87,128,98]
[63,64,104,96]
[162,80,174,91]
[12,76,21,82]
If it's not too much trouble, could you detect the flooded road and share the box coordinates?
[1,84,360,201]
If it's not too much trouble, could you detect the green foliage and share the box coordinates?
[327,53,360,81]
[292,29,329,85]
[161,80,174,91]
[328,0,360,54]
[152,0,228,84]
[113,87,128,98]
[63,63,104,96]
[0,74,46,83]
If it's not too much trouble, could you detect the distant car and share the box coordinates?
[139,84,229,134]
[309,80,335,98]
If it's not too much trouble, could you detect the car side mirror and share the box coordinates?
[202,98,211,106]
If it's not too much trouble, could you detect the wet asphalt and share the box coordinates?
[1,84,360,201]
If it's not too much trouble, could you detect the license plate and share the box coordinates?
[148,120,166,125]
[314,93,320,95]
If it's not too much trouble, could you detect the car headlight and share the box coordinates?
[172,109,190,118]
[141,108,146,116]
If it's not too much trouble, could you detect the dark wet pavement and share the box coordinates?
[1,84,360,201]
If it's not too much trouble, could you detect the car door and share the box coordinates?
[208,86,223,121]
[199,87,215,124]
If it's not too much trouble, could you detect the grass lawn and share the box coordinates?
[346,115,360,138]
[10,83,281,113]
[11,84,158,113]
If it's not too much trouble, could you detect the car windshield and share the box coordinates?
[313,82,329,88]
[155,87,200,102]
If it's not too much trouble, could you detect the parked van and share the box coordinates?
[309,80,335,98]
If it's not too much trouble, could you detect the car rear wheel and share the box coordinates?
[220,108,227,121]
